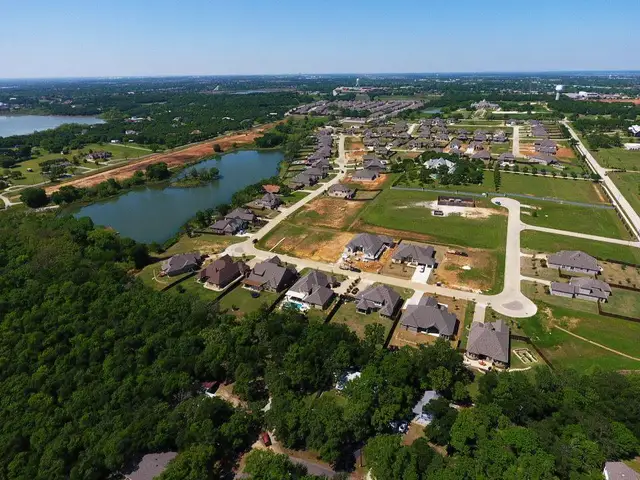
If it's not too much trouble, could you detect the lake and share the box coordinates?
[0,115,104,137]
[71,150,283,244]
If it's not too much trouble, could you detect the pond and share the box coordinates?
[71,149,283,244]
[0,115,105,137]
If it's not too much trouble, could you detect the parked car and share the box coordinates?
[261,432,271,446]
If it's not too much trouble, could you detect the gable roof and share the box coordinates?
[356,284,402,317]
[352,169,379,181]
[244,256,297,290]
[400,298,458,336]
[498,152,515,161]
[347,233,394,257]
[466,319,510,363]
[210,217,244,233]
[262,184,281,194]
[289,270,336,295]
[226,207,257,222]
[328,184,355,195]
[162,253,201,274]
[392,243,436,266]
[548,250,600,271]
[199,254,248,286]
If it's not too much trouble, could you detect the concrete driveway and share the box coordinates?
[411,266,432,284]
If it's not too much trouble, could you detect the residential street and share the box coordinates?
[523,223,640,247]
[223,138,538,319]
[562,120,640,239]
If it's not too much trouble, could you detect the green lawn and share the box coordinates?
[521,201,632,239]
[521,230,640,264]
[360,189,508,249]
[601,288,640,318]
[330,302,393,340]
[281,191,310,205]
[217,286,279,317]
[168,277,223,303]
[610,172,640,216]
[594,147,640,170]
[137,266,193,292]
[510,339,539,370]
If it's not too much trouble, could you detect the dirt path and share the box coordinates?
[554,325,640,361]
[45,122,280,193]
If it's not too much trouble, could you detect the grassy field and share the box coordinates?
[601,288,640,318]
[594,147,640,170]
[8,142,153,185]
[610,172,640,216]
[217,286,279,317]
[168,277,223,303]
[518,284,640,371]
[521,201,632,239]
[330,301,393,340]
[359,189,507,249]
[521,230,640,264]
[399,172,607,204]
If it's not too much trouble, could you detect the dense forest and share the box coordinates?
[0,210,638,479]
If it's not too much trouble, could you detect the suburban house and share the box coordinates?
[124,452,177,480]
[535,139,558,154]
[85,151,113,161]
[547,250,602,275]
[198,255,249,290]
[438,195,475,207]
[355,284,402,317]
[498,152,515,164]
[628,125,640,137]
[424,157,456,174]
[530,154,558,165]
[392,243,436,268]
[291,171,321,188]
[161,252,203,277]
[603,461,639,480]
[346,233,394,261]
[472,150,491,160]
[255,192,282,210]
[399,296,458,339]
[412,390,440,426]
[328,184,356,199]
[550,277,612,302]
[471,99,500,110]
[242,256,297,292]
[363,158,387,172]
[352,169,379,182]
[225,207,257,224]
[285,270,338,310]
[492,131,508,143]
[449,139,463,150]
[210,217,246,235]
[465,319,510,368]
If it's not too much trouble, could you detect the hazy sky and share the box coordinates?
[0,0,636,78]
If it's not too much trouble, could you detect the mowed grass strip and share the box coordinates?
[359,189,507,249]
[521,230,640,264]
[521,201,632,240]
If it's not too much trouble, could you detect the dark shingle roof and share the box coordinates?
[466,319,510,364]
[356,284,402,316]
[125,452,177,480]
[392,243,436,267]
[548,250,600,271]
[400,298,457,336]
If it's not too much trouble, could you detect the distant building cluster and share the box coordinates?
[288,99,423,122]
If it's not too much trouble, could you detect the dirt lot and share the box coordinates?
[350,245,396,274]
[597,98,640,105]
[346,151,365,163]
[407,200,497,219]
[290,196,366,230]
[263,224,352,263]
[520,142,575,161]
[45,122,279,193]
[556,146,576,159]
[600,261,640,288]
[429,249,497,292]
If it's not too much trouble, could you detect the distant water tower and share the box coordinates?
[555,84,564,100]
[355,78,360,87]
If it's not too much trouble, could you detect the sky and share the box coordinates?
[0,0,636,78]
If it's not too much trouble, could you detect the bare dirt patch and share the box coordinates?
[292,197,366,230]
[592,184,607,204]
[264,226,352,263]
[350,245,396,274]
[46,122,280,193]
[346,150,365,163]
[405,200,498,219]
[600,261,640,287]
[556,146,576,159]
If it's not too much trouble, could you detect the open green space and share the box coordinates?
[359,189,507,249]
[610,172,640,215]
[330,301,393,340]
[521,201,632,239]
[167,277,223,303]
[521,230,640,264]
[594,147,640,170]
[137,266,192,292]
[601,288,640,318]
[517,287,640,371]
[398,172,607,204]
[281,191,310,205]
[509,339,539,370]
[217,286,279,317]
